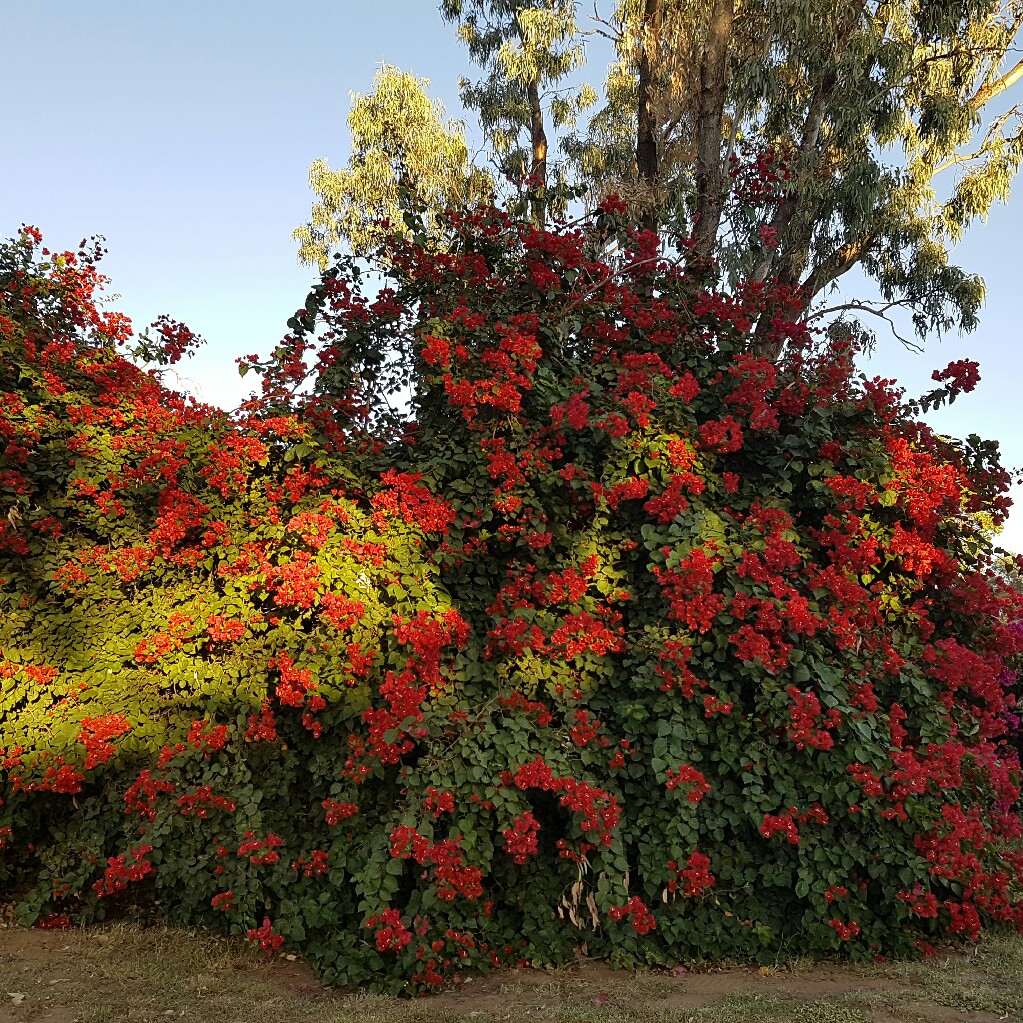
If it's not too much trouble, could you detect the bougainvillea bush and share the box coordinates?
[1,203,1022,993]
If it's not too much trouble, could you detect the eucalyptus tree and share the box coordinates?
[562,0,1023,353]
[293,65,493,268]
[438,0,595,222]
[297,3,1023,359]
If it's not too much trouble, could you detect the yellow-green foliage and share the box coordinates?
[293,65,494,267]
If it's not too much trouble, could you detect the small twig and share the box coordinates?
[805,300,922,350]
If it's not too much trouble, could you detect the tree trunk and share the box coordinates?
[750,81,830,286]
[636,0,663,232]
[692,0,735,259]
[526,75,549,226]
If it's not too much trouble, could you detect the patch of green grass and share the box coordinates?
[854,931,1023,1020]
[695,997,870,1023]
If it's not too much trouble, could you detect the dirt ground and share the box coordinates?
[0,922,1020,1023]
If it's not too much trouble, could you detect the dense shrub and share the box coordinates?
[1,206,1021,993]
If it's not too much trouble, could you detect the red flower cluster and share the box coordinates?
[291,849,330,877]
[93,844,156,897]
[389,826,484,901]
[664,765,711,803]
[237,831,283,865]
[366,908,413,952]
[931,359,980,395]
[501,756,621,847]
[785,687,842,751]
[322,798,359,825]
[176,785,236,817]
[77,714,132,770]
[211,891,234,912]
[828,918,861,941]
[246,917,285,957]
[608,896,657,934]
[501,811,540,864]
[186,720,230,755]
[760,811,800,844]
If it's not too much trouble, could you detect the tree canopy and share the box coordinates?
[298,1,1023,355]
[293,65,493,266]
[563,0,1023,349]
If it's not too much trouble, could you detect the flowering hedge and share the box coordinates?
[1,206,1021,994]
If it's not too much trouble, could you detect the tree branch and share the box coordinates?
[972,56,1023,110]
[750,80,832,285]
[931,106,1017,174]
[804,299,922,351]
[800,233,876,301]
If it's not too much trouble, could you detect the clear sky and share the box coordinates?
[2,0,1021,552]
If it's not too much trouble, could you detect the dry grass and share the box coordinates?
[0,922,1020,1023]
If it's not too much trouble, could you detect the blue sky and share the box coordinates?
[3,0,1021,552]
